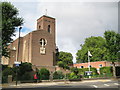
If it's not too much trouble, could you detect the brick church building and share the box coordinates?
[2,15,58,71]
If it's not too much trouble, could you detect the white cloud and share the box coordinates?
[5,1,118,63]
[4,0,119,2]
[39,2,118,63]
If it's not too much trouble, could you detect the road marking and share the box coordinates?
[93,85,98,88]
[114,83,119,85]
[104,84,110,86]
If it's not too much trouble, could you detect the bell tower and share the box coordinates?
[37,15,56,43]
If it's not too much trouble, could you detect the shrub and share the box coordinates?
[20,72,33,81]
[78,68,85,75]
[100,66,112,75]
[2,66,13,83]
[71,67,79,75]
[39,68,50,80]
[68,72,80,79]
[90,67,98,75]
[18,62,33,75]
[2,76,8,83]
[53,70,64,79]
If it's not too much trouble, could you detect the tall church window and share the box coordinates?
[39,26,41,29]
[39,38,47,54]
[40,38,47,46]
[48,25,51,33]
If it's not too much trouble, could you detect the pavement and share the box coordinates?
[1,78,120,89]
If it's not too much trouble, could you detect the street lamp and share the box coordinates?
[17,26,22,62]
[16,26,22,86]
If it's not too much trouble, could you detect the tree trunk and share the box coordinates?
[112,62,116,78]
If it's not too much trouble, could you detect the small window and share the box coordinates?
[99,64,102,67]
[48,25,50,33]
[88,65,92,68]
[80,66,84,68]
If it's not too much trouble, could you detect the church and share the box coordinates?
[2,15,58,70]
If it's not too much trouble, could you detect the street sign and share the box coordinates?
[14,61,21,67]
[85,71,93,76]
[85,71,92,73]
[14,61,21,64]
[16,64,19,67]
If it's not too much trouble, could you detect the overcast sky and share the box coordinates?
[4,0,119,63]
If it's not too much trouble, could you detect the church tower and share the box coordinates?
[37,15,56,44]
[30,15,56,67]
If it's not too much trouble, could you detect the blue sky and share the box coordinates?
[4,0,119,63]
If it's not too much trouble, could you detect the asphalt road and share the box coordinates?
[34,80,119,89]
[2,79,120,90]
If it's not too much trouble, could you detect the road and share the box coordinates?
[2,79,120,90]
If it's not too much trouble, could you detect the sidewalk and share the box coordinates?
[1,81,67,88]
[1,78,119,88]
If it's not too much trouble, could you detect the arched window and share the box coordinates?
[40,38,47,46]
[39,26,41,29]
[48,25,50,33]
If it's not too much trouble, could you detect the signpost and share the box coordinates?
[14,61,21,86]
[85,71,92,76]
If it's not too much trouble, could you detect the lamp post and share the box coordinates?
[16,26,22,86]
[17,26,22,62]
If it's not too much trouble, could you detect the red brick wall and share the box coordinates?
[73,61,111,69]
[31,30,56,66]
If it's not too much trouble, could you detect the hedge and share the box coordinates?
[99,66,112,75]
[78,67,98,76]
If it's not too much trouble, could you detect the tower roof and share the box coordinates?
[37,15,55,21]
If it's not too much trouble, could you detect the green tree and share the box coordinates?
[104,31,120,78]
[1,2,23,57]
[57,51,73,69]
[104,31,120,61]
[57,61,65,68]
[76,36,107,63]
